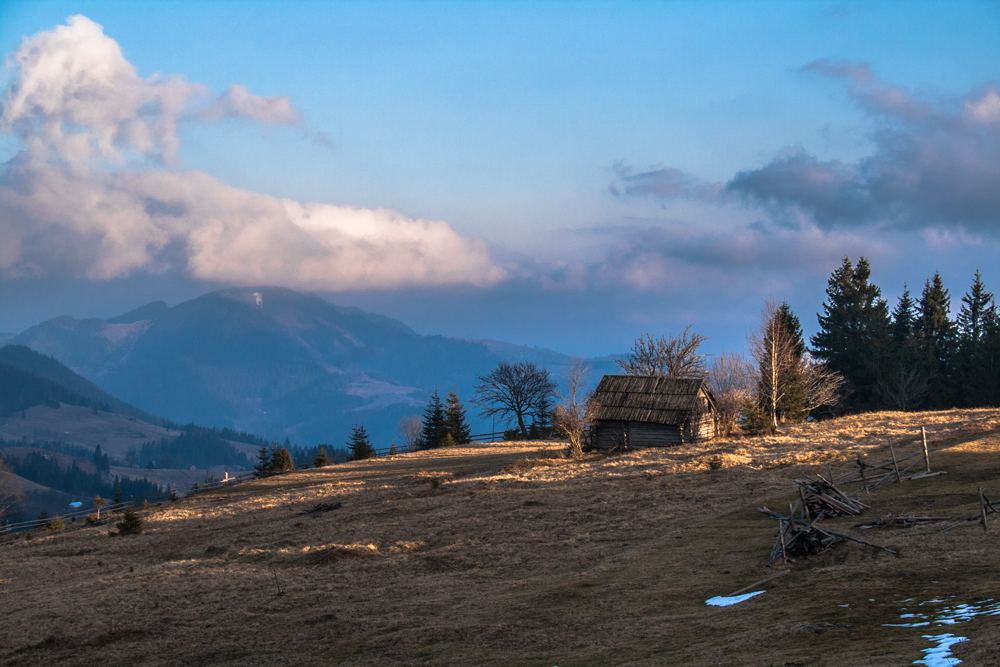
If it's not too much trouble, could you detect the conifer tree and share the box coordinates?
[347,423,375,460]
[775,302,809,423]
[443,389,472,444]
[388,440,398,456]
[253,444,273,478]
[421,390,446,449]
[892,284,917,345]
[917,272,957,407]
[956,271,996,406]
[811,256,891,410]
[272,448,294,472]
[113,478,122,506]
[313,447,329,468]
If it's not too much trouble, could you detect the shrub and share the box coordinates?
[85,514,98,525]
[110,509,144,536]
[708,455,724,471]
[46,516,65,535]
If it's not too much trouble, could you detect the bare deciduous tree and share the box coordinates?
[747,300,846,432]
[396,415,423,452]
[472,361,557,438]
[799,352,845,412]
[747,299,800,430]
[616,326,709,378]
[552,357,598,457]
[876,364,929,411]
[707,351,753,437]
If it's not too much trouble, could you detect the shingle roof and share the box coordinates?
[591,375,712,425]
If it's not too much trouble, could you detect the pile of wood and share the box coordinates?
[794,476,868,517]
[759,506,898,566]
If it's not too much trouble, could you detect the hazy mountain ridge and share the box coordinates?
[13,287,618,446]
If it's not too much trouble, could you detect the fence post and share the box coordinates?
[921,426,930,473]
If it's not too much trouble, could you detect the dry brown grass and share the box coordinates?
[3,409,1000,666]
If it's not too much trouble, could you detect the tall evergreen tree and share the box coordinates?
[420,389,446,449]
[775,302,809,423]
[892,284,917,345]
[347,423,375,461]
[917,272,957,408]
[443,388,472,445]
[810,256,892,410]
[956,270,996,407]
[253,444,274,478]
[982,302,1000,406]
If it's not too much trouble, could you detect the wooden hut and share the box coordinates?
[590,375,716,449]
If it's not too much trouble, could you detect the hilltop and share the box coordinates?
[11,287,618,446]
[3,408,1000,665]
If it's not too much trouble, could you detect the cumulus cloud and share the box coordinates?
[0,16,503,289]
[613,60,1000,235]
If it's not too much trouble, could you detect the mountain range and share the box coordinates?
[10,286,617,446]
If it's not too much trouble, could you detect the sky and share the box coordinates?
[0,1,998,357]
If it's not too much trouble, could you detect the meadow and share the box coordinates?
[2,408,1000,666]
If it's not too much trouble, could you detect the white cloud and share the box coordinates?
[203,84,301,125]
[0,16,503,289]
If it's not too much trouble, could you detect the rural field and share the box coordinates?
[3,409,1000,666]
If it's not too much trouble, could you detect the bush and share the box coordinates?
[110,509,144,536]
[85,514,98,525]
[46,516,65,535]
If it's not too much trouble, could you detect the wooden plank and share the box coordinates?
[889,440,901,482]
[922,425,931,473]
[728,570,790,597]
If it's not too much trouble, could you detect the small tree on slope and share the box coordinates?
[347,423,375,461]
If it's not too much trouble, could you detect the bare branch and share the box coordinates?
[707,350,753,437]
[553,357,598,457]
[396,416,423,452]
[616,326,709,378]
[471,361,557,438]
[876,364,928,411]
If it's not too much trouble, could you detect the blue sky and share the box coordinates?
[1,1,999,356]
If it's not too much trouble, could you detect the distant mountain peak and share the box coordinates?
[106,301,169,325]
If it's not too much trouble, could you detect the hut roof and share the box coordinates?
[591,375,713,425]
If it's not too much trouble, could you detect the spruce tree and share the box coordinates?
[443,389,472,444]
[313,447,329,468]
[917,272,957,408]
[253,444,273,478]
[421,390,446,449]
[113,478,123,506]
[956,270,996,406]
[347,423,375,461]
[272,447,294,472]
[775,302,809,423]
[892,284,917,345]
[811,256,892,410]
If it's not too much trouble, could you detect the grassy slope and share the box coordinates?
[2,409,1000,666]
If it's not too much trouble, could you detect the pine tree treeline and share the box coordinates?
[419,388,472,449]
[4,451,162,500]
[812,257,1000,412]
